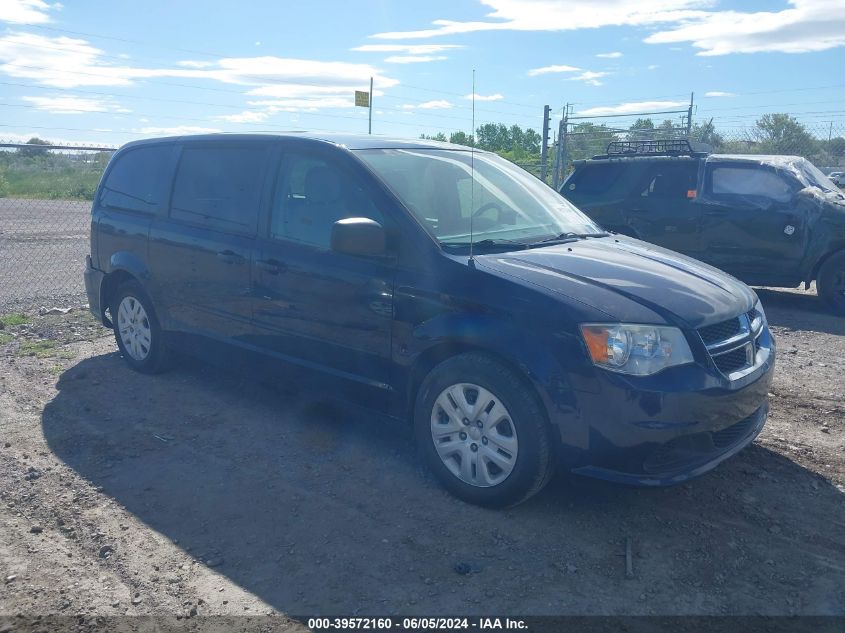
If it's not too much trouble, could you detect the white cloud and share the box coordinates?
[0,32,399,119]
[400,100,453,110]
[138,126,221,136]
[177,60,216,69]
[371,1,708,39]
[0,0,57,24]
[647,64,659,70]
[463,93,503,101]
[352,43,463,54]
[527,64,580,76]
[644,0,845,55]
[578,100,687,116]
[369,0,845,56]
[704,91,735,97]
[247,96,358,111]
[217,110,271,124]
[384,55,447,64]
[569,71,609,86]
[23,95,131,114]
[596,51,623,58]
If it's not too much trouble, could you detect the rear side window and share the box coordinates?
[710,165,793,203]
[171,145,267,234]
[100,145,173,212]
[565,163,625,195]
[639,162,698,199]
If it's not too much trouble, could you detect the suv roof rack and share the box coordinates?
[601,139,708,158]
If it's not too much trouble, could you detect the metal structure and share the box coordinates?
[553,94,695,188]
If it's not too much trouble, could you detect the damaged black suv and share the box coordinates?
[560,140,845,313]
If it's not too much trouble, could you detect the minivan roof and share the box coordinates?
[119,132,475,152]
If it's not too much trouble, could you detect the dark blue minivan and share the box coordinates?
[84,133,775,507]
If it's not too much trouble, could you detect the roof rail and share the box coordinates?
[604,139,706,157]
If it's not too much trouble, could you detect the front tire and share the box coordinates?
[817,250,845,315]
[110,280,170,374]
[414,353,555,507]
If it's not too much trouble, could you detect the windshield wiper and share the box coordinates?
[527,231,610,247]
[441,238,528,251]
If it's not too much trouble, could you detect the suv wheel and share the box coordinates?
[414,353,555,507]
[817,250,845,315]
[110,281,170,373]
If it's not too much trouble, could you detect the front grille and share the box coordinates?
[698,318,742,345]
[713,345,750,374]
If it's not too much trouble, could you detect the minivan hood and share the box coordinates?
[475,237,756,328]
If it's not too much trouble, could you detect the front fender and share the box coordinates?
[404,311,589,448]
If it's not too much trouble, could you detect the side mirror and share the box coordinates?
[331,217,386,257]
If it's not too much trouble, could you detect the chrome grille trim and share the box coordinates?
[698,311,769,380]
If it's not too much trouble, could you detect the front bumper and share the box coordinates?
[557,330,775,486]
[572,403,768,486]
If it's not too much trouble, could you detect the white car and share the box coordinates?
[828,171,845,187]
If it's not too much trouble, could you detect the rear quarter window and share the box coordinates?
[564,163,625,195]
[100,145,174,213]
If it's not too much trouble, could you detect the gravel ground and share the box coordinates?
[0,287,843,629]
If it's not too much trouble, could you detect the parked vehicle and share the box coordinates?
[85,134,775,507]
[560,140,845,313]
[829,171,845,187]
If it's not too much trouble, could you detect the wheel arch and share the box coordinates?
[405,341,553,431]
[98,269,139,327]
[809,243,845,282]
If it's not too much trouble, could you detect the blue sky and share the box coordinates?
[0,0,843,146]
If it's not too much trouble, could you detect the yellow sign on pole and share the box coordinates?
[354,91,370,108]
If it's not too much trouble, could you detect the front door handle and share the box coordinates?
[256,258,286,275]
[216,250,246,265]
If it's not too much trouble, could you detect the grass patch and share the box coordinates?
[0,332,14,345]
[0,312,28,327]
[17,339,58,358]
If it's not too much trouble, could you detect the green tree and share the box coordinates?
[419,132,447,142]
[18,137,52,158]
[752,113,818,156]
[692,119,725,151]
[449,131,473,146]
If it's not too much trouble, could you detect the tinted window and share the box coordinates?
[270,151,382,248]
[710,166,793,203]
[639,162,698,199]
[171,145,267,233]
[100,145,172,212]
[565,163,625,195]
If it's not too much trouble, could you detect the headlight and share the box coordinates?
[580,324,694,376]
[750,299,766,333]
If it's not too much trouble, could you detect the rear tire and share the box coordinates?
[110,280,170,374]
[817,250,845,315]
[414,353,555,508]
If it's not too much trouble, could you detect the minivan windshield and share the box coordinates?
[356,148,603,248]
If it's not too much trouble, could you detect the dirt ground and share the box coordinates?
[0,287,843,627]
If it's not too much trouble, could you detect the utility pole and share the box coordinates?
[368,76,373,135]
[540,105,551,183]
[686,92,694,137]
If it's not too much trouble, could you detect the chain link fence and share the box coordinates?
[0,143,115,312]
[552,119,845,186]
[1,121,843,311]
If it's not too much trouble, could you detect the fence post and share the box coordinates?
[540,105,551,183]
[553,106,568,190]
